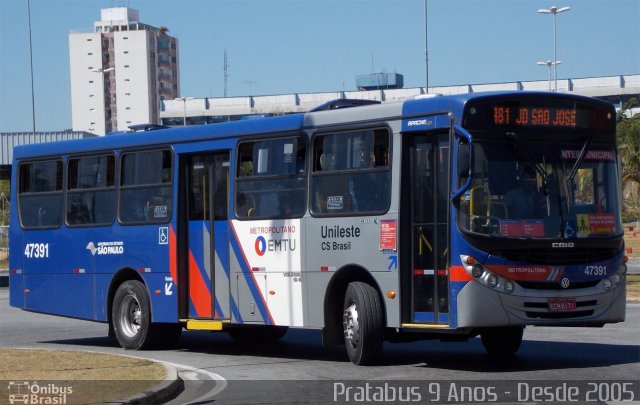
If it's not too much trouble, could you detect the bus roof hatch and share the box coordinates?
[308,98,380,112]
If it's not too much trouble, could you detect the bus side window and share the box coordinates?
[311,128,391,216]
[119,150,173,224]
[67,155,116,226]
[18,160,64,229]
[235,136,307,219]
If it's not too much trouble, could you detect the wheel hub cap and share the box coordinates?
[343,303,360,348]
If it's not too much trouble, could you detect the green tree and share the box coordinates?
[617,98,640,222]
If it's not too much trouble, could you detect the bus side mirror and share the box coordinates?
[451,127,474,202]
[457,143,470,180]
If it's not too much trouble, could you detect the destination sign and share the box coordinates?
[492,106,577,127]
[463,97,615,134]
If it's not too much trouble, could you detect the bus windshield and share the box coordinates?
[457,136,622,240]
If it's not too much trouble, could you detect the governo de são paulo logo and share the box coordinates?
[85,241,124,256]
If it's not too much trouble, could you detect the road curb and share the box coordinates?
[113,362,184,405]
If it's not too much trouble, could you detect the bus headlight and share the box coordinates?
[504,280,515,294]
[460,255,517,294]
[618,263,627,275]
[487,274,499,288]
[472,264,484,278]
[604,263,626,291]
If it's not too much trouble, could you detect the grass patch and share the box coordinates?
[0,349,166,404]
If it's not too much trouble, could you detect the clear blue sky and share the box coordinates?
[1,0,638,132]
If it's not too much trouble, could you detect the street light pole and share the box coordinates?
[27,0,36,132]
[538,5,570,92]
[537,60,562,91]
[424,0,429,93]
[174,97,194,126]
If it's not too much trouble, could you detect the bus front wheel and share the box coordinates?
[481,326,524,357]
[343,281,383,365]
[112,280,153,350]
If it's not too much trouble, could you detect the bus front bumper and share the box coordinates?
[456,280,626,328]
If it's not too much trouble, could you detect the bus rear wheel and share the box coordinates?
[481,326,524,357]
[343,281,383,365]
[112,280,154,350]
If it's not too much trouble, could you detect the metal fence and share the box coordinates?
[0,225,7,261]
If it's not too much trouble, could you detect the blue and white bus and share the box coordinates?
[9,91,626,365]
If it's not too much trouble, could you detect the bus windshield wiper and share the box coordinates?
[563,137,593,213]
[506,133,549,183]
[566,137,593,184]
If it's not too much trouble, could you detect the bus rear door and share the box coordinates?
[401,133,450,325]
[179,152,231,320]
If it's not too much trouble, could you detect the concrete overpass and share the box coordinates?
[159,74,640,125]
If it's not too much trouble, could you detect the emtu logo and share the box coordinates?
[255,236,267,256]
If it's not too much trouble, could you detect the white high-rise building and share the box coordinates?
[69,7,179,135]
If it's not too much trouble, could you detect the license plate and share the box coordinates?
[548,298,577,312]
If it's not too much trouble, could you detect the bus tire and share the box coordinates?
[228,326,288,345]
[112,280,153,350]
[343,281,383,365]
[481,326,524,357]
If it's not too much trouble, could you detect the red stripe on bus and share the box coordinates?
[449,266,472,282]
[169,225,178,284]
[188,251,212,318]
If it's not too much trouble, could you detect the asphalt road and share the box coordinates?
[1,288,638,404]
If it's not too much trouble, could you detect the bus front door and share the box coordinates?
[180,152,231,320]
[402,133,450,324]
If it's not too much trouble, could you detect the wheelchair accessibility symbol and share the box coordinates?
[159,227,169,245]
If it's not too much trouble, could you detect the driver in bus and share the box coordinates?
[503,170,540,219]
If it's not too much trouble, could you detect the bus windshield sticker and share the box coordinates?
[327,196,344,210]
[560,150,615,161]
[576,213,616,237]
[499,220,544,238]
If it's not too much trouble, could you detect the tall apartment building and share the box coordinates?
[69,7,179,135]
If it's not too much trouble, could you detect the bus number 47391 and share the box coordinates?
[24,243,49,259]
[584,265,607,276]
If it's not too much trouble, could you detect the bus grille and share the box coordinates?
[525,310,594,319]
[516,280,600,290]
[524,300,597,309]
[523,299,597,319]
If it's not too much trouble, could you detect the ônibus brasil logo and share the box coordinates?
[7,381,73,404]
